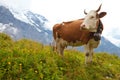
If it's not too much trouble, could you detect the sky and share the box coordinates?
[0,0,120,46]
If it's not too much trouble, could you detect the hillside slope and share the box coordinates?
[0,33,120,80]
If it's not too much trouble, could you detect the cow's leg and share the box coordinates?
[57,45,65,56]
[52,39,57,52]
[84,45,90,64]
[59,46,65,56]
[85,52,90,64]
[89,48,94,62]
[56,41,65,56]
[85,39,100,64]
[89,47,94,63]
[84,44,94,64]
[56,42,60,55]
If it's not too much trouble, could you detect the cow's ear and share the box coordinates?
[99,12,107,18]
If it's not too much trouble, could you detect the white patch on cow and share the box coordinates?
[56,38,68,47]
[82,10,99,32]
[62,22,64,26]
[56,38,84,47]
[87,38,100,48]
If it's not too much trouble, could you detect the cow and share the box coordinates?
[52,4,107,64]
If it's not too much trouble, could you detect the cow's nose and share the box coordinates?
[80,24,86,30]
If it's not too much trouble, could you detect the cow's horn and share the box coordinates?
[96,4,102,12]
[84,9,87,15]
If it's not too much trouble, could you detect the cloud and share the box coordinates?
[0,0,31,11]
[29,0,102,22]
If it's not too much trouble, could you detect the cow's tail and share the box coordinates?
[51,39,57,52]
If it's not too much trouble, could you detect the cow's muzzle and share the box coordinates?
[80,24,87,30]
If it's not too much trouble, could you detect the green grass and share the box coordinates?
[0,33,120,80]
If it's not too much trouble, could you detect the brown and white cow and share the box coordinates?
[53,4,107,64]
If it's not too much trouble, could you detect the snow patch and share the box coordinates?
[34,26,41,32]
[9,9,34,26]
[9,8,50,32]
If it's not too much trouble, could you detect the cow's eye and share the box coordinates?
[90,16,94,19]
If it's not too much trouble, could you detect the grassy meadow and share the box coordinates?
[0,33,120,80]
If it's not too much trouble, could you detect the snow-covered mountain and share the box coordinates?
[0,5,120,55]
[0,5,52,44]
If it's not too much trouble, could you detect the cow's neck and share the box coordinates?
[92,20,103,41]
[97,20,103,33]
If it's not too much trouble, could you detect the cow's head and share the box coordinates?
[80,4,107,32]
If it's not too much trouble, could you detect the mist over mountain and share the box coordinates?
[0,5,120,56]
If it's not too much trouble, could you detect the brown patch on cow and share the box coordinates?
[53,19,96,45]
